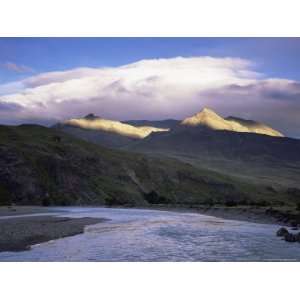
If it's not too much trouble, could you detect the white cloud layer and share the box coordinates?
[0,56,299,137]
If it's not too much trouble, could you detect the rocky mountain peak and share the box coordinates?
[181,107,225,128]
[84,113,99,120]
[181,107,284,137]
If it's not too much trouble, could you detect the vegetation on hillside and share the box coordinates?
[0,124,298,208]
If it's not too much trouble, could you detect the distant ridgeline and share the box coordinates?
[0,108,299,208]
[54,108,284,149]
[180,108,283,137]
[64,113,170,139]
[57,108,283,140]
[54,107,300,190]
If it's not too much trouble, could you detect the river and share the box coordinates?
[0,207,299,261]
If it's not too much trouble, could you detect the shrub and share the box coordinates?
[0,185,12,206]
[105,196,130,206]
[143,191,171,205]
[225,200,238,207]
[42,197,51,206]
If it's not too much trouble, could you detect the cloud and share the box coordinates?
[0,56,299,137]
[199,79,300,137]
[0,80,26,96]
[0,101,23,112]
[2,62,34,73]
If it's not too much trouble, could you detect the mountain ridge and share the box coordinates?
[63,114,169,139]
[126,125,300,188]
[181,107,283,137]
[54,107,285,150]
[1,123,288,207]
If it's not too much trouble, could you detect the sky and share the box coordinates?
[0,37,299,137]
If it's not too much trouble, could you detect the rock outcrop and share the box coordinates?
[276,227,289,237]
[276,227,300,243]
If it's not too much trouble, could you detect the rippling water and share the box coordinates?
[0,207,299,261]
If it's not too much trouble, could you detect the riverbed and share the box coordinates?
[0,207,299,261]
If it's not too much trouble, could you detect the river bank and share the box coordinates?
[196,206,300,228]
[0,213,107,252]
[194,206,289,225]
[1,205,298,226]
[0,204,299,253]
[0,206,63,217]
[1,206,299,261]
[117,204,300,228]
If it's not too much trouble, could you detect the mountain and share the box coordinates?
[1,123,299,208]
[64,113,170,139]
[54,108,283,150]
[54,122,135,148]
[54,114,170,148]
[181,108,284,137]
[1,123,286,207]
[127,119,300,188]
[126,119,179,129]
[53,108,299,187]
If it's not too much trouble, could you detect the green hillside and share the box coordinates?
[0,124,297,208]
[127,126,300,188]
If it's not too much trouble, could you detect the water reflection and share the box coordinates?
[0,207,299,262]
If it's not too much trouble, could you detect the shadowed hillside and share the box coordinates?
[53,108,299,188]
[0,124,295,207]
[127,125,300,188]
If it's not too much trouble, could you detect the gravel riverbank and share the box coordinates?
[0,215,106,252]
[0,206,64,217]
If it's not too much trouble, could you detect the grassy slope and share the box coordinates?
[126,126,300,189]
[0,124,297,208]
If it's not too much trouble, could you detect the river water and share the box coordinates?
[0,207,299,261]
